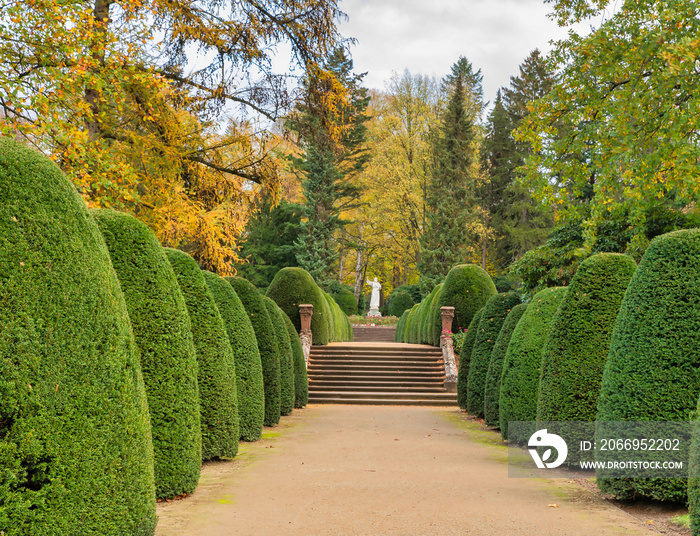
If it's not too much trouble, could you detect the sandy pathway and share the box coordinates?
[156,405,655,536]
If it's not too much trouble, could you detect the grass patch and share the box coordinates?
[670,514,690,529]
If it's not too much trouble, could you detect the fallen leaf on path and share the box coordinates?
[644,520,654,525]
[547,504,559,508]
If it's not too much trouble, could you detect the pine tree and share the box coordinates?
[418,56,481,294]
[291,48,370,289]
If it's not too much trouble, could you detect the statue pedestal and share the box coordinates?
[367,307,382,318]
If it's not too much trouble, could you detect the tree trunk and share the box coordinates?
[353,223,365,302]
[338,227,346,283]
[85,0,111,141]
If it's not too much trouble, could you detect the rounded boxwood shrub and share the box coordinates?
[598,230,700,503]
[165,248,239,460]
[457,307,484,410]
[0,139,156,534]
[466,291,521,418]
[389,290,414,318]
[434,264,497,346]
[333,287,357,316]
[410,300,426,344]
[322,292,340,341]
[202,271,264,441]
[395,309,409,342]
[537,253,636,423]
[228,276,281,426]
[403,304,419,343]
[93,209,201,499]
[263,296,295,416]
[267,267,330,345]
[429,283,446,346]
[420,284,441,345]
[484,304,529,427]
[492,276,512,293]
[498,286,566,441]
[282,313,308,408]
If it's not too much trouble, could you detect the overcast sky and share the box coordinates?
[337,0,591,106]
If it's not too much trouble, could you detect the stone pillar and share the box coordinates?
[299,304,313,367]
[440,306,457,392]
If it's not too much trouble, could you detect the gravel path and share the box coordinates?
[156,405,655,535]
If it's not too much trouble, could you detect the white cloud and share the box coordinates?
[338,0,590,106]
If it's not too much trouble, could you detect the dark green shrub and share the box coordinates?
[228,277,281,426]
[434,264,497,346]
[202,271,265,442]
[466,291,521,417]
[266,267,330,345]
[395,309,409,342]
[599,230,700,503]
[537,253,636,423]
[404,304,419,343]
[389,290,414,318]
[332,287,357,316]
[498,286,566,441]
[484,304,529,427]
[410,300,425,343]
[393,283,422,303]
[282,313,308,408]
[0,139,156,535]
[263,297,295,416]
[420,285,441,345]
[165,248,239,460]
[457,308,484,410]
[93,209,201,499]
[492,276,513,292]
[429,283,446,346]
[323,292,340,341]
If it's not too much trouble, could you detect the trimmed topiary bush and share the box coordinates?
[466,291,521,418]
[492,276,512,293]
[202,271,265,442]
[420,284,441,345]
[484,304,529,427]
[333,287,357,316]
[0,138,156,535]
[428,283,446,346]
[228,276,281,426]
[457,307,484,410]
[403,304,419,343]
[263,296,295,416]
[165,248,239,460]
[283,313,308,408]
[389,290,414,318]
[434,264,497,346]
[395,309,409,342]
[267,267,330,345]
[93,209,201,499]
[598,230,700,503]
[537,253,636,423]
[498,286,566,441]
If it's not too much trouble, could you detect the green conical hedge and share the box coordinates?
[283,313,309,408]
[467,291,521,418]
[484,304,528,427]
[499,286,566,441]
[165,249,239,460]
[537,253,636,423]
[457,307,484,410]
[0,138,156,534]
[421,284,441,345]
[266,267,330,345]
[228,276,281,426]
[403,304,419,343]
[333,287,357,316]
[263,296,295,416]
[93,209,201,499]
[395,309,410,342]
[434,264,497,345]
[202,271,265,441]
[599,230,700,503]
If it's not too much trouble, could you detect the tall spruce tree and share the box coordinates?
[418,56,482,294]
[291,48,370,289]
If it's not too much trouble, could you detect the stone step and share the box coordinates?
[308,362,443,371]
[309,354,443,362]
[307,397,457,406]
[309,384,448,393]
[308,375,445,383]
[308,369,446,378]
[308,379,445,388]
[308,390,456,401]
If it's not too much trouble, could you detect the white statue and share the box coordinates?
[366,277,382,317]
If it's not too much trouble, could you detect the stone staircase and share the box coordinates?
[307,342,457,406]
[351,326,396,342]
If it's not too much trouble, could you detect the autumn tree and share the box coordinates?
[290,48,370,289]
[0,0,346,274]
[418,56,484,294]
[517,1,700,254]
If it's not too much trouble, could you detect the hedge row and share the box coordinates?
[93,209,202,500]
[466,291,521,418]
[396,264,495,346]
[165,248,239,461]
[266,267,352,345]
[0,138,157,535]
[0,140,308,533]
[457,307,484,410]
